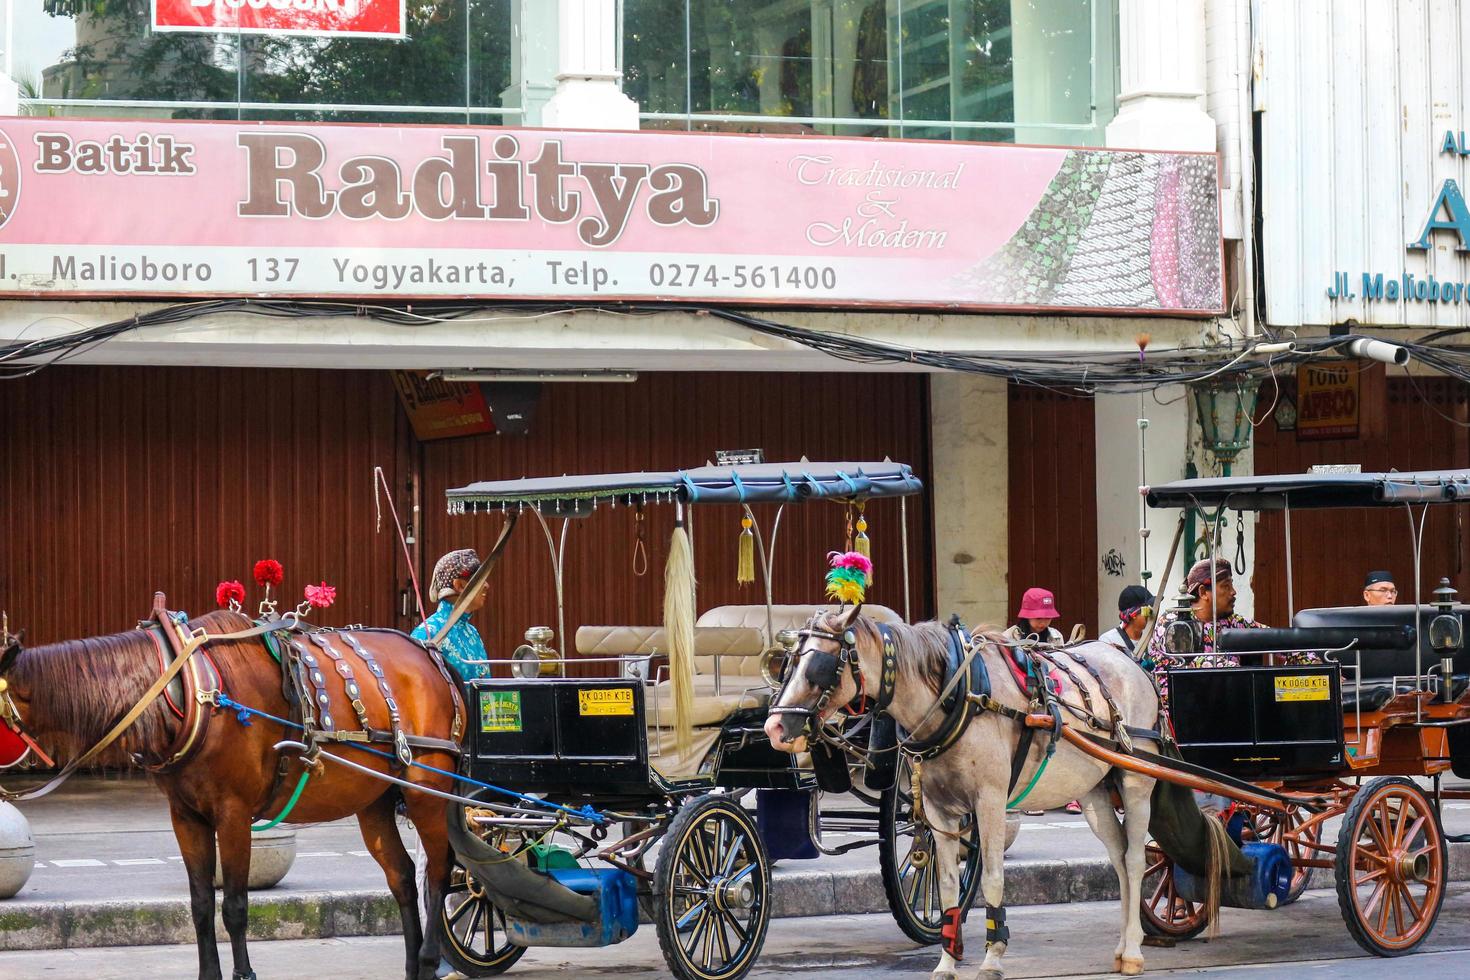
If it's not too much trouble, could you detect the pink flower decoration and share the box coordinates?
[827,550,873,576]
[304,582,337,609]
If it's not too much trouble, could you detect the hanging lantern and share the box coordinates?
[1191,375,1262,475]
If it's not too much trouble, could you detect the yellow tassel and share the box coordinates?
[737,516,755,586]
[664,523,698,756]
[854,515,872,583]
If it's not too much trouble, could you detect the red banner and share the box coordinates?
[152,0,405,38]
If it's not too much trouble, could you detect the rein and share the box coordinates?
[0,611,301,803]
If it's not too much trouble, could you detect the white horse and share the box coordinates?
[764,607,1165,979]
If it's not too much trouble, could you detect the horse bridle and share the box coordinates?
[773,616,875,733]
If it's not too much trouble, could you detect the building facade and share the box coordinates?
[0,0,1249,646]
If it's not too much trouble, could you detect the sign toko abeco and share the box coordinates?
[152,0,405,37]
[0,118,1224,313]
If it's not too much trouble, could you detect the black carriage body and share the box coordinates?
[466,678,654,798]
[1168,663,1345,777]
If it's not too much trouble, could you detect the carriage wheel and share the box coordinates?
[1247,804,1318,905]
[1335,776,1446,956]
[440,855,526,977]
[1139,841,1209,940]
[878,754,983,946]
[654,794,771,980]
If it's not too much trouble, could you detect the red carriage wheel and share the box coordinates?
[1335,777,1446,956]
[1139,841,1209,940]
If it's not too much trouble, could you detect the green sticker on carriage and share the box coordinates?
[480,690,523,732]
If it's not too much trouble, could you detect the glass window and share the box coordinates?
[6,0,514,123]
[623,0,1115,146]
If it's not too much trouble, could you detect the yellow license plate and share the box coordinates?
[578,688,634,716]
[1274,675,1330,702]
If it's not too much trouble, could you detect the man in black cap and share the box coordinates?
[1363,570,1398,606]
[1099,584,1155,665]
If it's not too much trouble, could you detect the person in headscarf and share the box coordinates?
[1099,584,1155,667]
[411,548,491,681]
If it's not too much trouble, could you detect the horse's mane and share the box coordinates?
[12,609,254,761]
[817,611,1005,696]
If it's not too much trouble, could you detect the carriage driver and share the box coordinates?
[1363,570,1399,606]
[1146,558,1268,679]
[1099,584,1155,666]
[411,548,493,681]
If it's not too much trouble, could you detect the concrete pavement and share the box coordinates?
[2,884,1467,979]
[5,774,1470,953]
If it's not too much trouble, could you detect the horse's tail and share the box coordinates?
[1203,812,1230,939]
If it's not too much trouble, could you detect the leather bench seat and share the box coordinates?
[574,604,903,729]
[1343,675,1470,713]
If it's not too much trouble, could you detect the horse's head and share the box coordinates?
[763,605,867,752]
[0,623,38,769]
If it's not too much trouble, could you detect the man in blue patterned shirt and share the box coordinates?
[411,548,492,681]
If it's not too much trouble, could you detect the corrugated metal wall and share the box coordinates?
[1253,377,1470,621]
[419,372,934,669]
[1006,385,1099,636]
[0,368,934,668]
[1260,0,1470,328]
[0,367,411,643]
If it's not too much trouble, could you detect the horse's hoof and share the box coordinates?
[978,969,1005,980]
[1120,956,1145,976]
[1114,955,1124,972]
[929,972,958,980]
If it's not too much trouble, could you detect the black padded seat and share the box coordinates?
[1340,675,1470,713]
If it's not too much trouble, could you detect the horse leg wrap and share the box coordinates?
[986,905,1009,947]
[940,906,964,961]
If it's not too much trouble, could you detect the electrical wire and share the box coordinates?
[2,298,1466,398]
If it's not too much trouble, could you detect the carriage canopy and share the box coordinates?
[1144,469,1470,512]
[446,460,923,515]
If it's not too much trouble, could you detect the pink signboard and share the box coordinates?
[0,118,1223,314]
[151,0,405,37]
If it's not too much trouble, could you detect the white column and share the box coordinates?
[0,75,16,116]
[541,0,639,131]
[931,374,1009,627]
[1106,0,1215,152]
[1093,389,1192,626]
[501,0,560,127]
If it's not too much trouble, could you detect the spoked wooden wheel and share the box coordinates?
[1140,841,1208,939]
[878,753,982,946]
[440,856,526,977]
[1247,804,1318,905]
[1335,776,1446,956]
[654,794,771,980]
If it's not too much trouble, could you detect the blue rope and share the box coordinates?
[214,693,605,824]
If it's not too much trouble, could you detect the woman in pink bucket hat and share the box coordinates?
[1005,586,1065,644]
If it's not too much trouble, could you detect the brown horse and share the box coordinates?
[0,609,463,980]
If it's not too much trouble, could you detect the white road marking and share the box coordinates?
[50,859,106,868]
[112,858,166,866]
[295,851,344,858]
[347,850,371,857]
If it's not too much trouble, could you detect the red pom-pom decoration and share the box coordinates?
[304,582,337,609]
[215,580,246,608]
[253,559,284,588]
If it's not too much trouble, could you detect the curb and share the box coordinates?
[3,843,1468,952]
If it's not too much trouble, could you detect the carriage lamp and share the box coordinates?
[760,629,803,690]
[511,626,559,679]
[1164,591,1202,657]
[1191,375,1262,476]
[1430,578,1462,703]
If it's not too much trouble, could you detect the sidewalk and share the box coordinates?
[3,774,1469,951]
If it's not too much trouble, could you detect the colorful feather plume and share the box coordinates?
[825,550,871,605]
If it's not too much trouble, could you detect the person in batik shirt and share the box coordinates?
[1148,557,1318,704]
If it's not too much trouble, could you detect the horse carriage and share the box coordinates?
[432,460,988,980]
[1130,468,1470,956]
